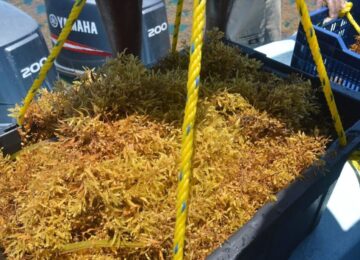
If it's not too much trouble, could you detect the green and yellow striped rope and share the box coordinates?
[173,0,206,259]
[296,0,347,146]
[172,0,185,52]
[17,0,86,126]
[339,2,360,34]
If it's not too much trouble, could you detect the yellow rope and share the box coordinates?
[349,149,360,175]
[349,150,360,177]
[172,0,185,52]
[350,159,360,174]
[339,2,360,34]
[17,0,86,126]
[173,0,206,259]
[296,0,347,146]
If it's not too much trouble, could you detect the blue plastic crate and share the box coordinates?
[291,3,360,92]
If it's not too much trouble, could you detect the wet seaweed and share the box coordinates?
[1,31,332,259]
[13,31,330,144]
[1,93,328,259]
[350,35,360,54]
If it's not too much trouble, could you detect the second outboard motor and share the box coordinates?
[45,0,170,79]
[0,1,56,123]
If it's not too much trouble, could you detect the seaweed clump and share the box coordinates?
[1,31,331,259]
[155,30,328,132]
[350,35,360,54]
[0,93,328,259]
[16,30,329,144]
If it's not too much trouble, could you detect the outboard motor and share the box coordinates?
[45,0,170,79]
[0,1,56,124]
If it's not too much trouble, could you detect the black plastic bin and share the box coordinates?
[209,121,360,260]
[1,40,360,260]
[206,41,360,260]
[0,124,21,156]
